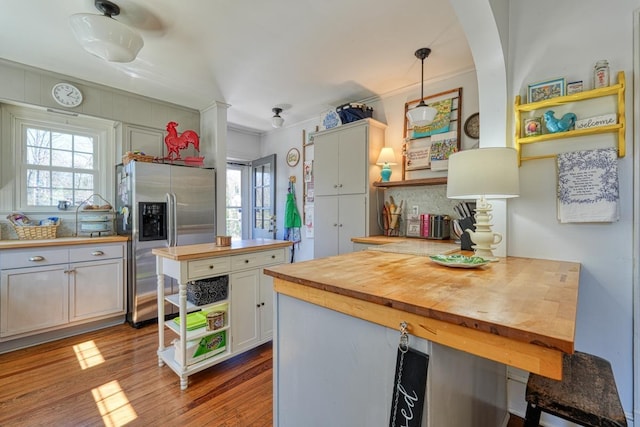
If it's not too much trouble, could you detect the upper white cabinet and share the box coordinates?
[312,119,386,258]
[119,124,165,160]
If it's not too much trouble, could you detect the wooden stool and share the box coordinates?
[524,351,627,427]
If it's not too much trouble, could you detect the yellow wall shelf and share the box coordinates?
[514,71,625,165]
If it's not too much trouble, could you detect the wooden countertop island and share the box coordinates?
[265,250,580,380]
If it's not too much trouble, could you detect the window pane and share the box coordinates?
[254,187,263,207]
[226,208,242,239]
[52,149,73,168]
[27,169,50,187]
[52,171,74,189]
[51,132,72,150]
[27,145,50,165]
[28,186,51,206]
[75,173,94,190]
[255,209,263,228]
[75,190,93,205]
[74,152,94,169]
[254,169,263,186]
[262,165,271,186]
[27,128,50,148]
[74,135,94,153]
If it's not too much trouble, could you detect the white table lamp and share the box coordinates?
[376,147,398,182]
[446,147,520,260]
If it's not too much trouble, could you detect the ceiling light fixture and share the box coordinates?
[406,48,438,128]
[69,0,144,63]
[272,107,284,128]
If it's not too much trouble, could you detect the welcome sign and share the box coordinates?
[574,113,616,130]
[389,347,429,427]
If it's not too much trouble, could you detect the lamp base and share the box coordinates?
[466,198,502,261]
[380,165,392,182]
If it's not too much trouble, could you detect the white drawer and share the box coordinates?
[69,244,124,263]
[0,247,68,269]
[188,257,230,280]
[231,248,286,270]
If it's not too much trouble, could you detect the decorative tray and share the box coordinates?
[428,254,491,268]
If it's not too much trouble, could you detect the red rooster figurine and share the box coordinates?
[164,121,200,160]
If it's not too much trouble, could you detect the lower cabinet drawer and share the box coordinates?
[69,244,123,263]
[231,248,286,270]
[188,257,231,280]
[0,247,68,269]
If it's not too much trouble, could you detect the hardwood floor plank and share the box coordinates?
[0,323,273,426]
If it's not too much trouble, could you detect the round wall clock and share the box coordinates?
[286,148,300,167]
[52,82,83,107]
[464,112,480,139]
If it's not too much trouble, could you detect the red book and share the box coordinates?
[420,214,430,238]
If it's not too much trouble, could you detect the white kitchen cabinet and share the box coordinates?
[118,124,165,160]
[314,194,366,258]
[0,240,126,343]
[155,242,288,389]
[312,119,385,258]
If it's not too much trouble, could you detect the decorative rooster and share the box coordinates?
[544,110,577,133]
[164,121,200,160]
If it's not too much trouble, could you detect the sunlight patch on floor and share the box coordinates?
[73,340,105,369]
[91,380,138,427]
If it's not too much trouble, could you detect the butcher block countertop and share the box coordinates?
[0,235,128,250]
[265,250,581,380]
[152,238,292,261]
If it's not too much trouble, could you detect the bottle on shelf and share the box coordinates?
[593,60,610,89]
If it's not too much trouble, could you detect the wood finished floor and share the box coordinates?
[0,323,273,426]
[0,323,527,426]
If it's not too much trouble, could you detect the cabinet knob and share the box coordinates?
[28,256,45,262]
[339,224,343,227]
[91,250,105,256]
[63,269,76,274]
[333,184,338,188]
[245,259,249,263]
[256,304,261,308]
[333,223,338,227]
[209,265,214,269]
[338,184,343,188]
[271,255,276,259]
[261,302,265,306]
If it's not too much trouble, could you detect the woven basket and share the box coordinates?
[12,223,59,240]
[123,152,155,165]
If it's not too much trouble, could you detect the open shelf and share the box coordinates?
[373,177,448,188]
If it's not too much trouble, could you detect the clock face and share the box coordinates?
[464,112,480,139]
[52,83,83,107]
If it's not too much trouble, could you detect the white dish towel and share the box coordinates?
[557,147,619,223]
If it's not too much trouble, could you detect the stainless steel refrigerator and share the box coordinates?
[115,161,216,327]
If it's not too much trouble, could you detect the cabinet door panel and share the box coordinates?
[338,195,366,255]
[313,196,340,258]
[260,270,274,340]
[313,132,340,196]
[124,125,165,159]
[230,269,260,353]
[1,266,68,337]
[337,125,367,195]
[71,259,125,322]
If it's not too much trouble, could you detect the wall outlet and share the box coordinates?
[412,205,419,215]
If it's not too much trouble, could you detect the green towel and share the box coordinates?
[284,192,301,228]
[173,311,207,330]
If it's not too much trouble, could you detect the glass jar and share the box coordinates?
[594,60,610,88]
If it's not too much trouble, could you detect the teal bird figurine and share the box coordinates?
[544,110,577,133]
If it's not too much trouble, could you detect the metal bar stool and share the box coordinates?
[524,351,627,427]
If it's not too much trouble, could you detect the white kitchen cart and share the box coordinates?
[153,240,291,390]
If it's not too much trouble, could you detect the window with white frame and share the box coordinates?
[3,105,115,212]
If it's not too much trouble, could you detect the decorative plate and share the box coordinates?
[464,112,480,139]
[320,109,341,130]
[429,254,491,268]
[286,148,300,167]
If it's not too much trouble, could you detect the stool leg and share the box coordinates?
[524,402,542,427]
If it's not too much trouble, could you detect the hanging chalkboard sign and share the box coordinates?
[389,347,429,427]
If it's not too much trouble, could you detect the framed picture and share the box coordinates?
[286,148,300,167]
[528,78,565,103]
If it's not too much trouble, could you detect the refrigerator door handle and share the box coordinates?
[166,193,174,247]
[170,192,178,247]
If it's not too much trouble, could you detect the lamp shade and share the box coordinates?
[272,116,284,128]
[447,148,520,199]
[69,13,144,63]
[406,103,438,128]
[376,147,398,165]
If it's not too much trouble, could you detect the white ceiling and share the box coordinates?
[0,0,474,132]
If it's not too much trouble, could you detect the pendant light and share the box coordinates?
[406,48,438,127]
[272,107,284,128]
[69,0,144,63]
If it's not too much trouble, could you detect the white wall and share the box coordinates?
[506,1,636,424]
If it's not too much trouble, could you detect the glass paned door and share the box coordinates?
[251,154,276,239]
